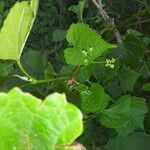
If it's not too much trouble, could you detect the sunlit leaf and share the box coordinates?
[64,23,116,66]
[0,88,83,149]
[0,0,39,61]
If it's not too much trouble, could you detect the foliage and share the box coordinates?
[100,95,148,136]
[0,88,83,149]
[64,23,115,66]
[76,83,110,113]
[0,0,38,60]
[0,0,149,149]
[106,132,150,150]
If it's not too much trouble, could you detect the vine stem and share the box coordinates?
[91,0,122,43]
[17,60,37,83]
[32,76,70,85]
[17,60,70,85]
[92,61,105,64]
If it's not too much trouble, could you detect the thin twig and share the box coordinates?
[91,0,122,43]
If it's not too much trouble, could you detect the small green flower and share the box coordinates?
[105,58,116,69]
[82,50,88,56]
[89,47,94,57]
[84,59,88,64]
[89,47,94,53]
[81,91,92,96]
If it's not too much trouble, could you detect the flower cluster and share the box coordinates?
[82,47,94,65]
[105,58,116,68]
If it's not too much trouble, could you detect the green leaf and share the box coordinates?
[0,61,14,87]
[0,0,39,61]
[142,83,150,92]
[64,23,116,66]
[30,0,39,15]
[100,95,148,136]
[140,61,150,78]
[100,95,131,128]
[76,83,110,113]
[60,65,76,75]
[119,67,140,93]
[21,49,46,78]
[112,34,146,68]
[68,0,88,21]
[68,5,79,17]
[117,97,148,135]
[0,88,83,149]
[77,64,94,83]
[0,1,5,14]
[144,103,150,134]
[44,63,56,79]
[52,29,67,42]
[106,132,150,150]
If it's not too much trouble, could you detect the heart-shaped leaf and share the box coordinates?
[76,83,110,113]
[100,95,148,136]
[64,23,116,66]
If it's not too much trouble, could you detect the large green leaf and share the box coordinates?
[77,64,94,83]
[76,83,110,113]
[106,132,150,150]
[0,88,83,150]
[140,61,150,78]
[100,95,131,129]
[0,0,39,61]
[21,49,46,78]
[64,23,116,66]
[119,67,140,93]
[111,34,146,68]
[100,95,148,136]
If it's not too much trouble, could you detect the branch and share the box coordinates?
[17,60,69,85]
[91,0,122,43]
